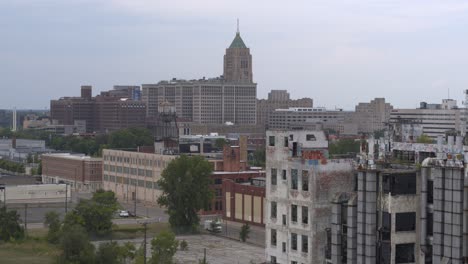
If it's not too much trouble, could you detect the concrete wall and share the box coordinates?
[0,184,70,203]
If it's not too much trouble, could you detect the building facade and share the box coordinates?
[257,90,313,129]
[390,99,463,139]
[50,86,146,133]
[102,149,175,204]
[142,29,257,125]
[353,98,393,133]
[41,153,103,192]
[265,130,355,264]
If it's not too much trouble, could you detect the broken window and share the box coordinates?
[383,173,416,195]
[395,212,416,232]
[302,235,308,253]
[395,243,415,263]
[271,229,277,246]
[382,211,391,240]
[282,242,286,252]
[284,136,289,147]
[271,168,277,185]
[291,169,298,190]
[269,136,275,147]
[292,142,298,157]
[270,256,277,264]
[379,241,391,264]
[282,170,287,180]
[302,170,309,191]
[291,233,297,250]
[291,204,298,222]
[427,180,433,203]
[427,212,433,236]
[282,214,287,225]
[302,206,308,224]
[306,134,316,141]
[271,202,277,219]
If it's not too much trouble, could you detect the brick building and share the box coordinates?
[50,86,146,133]
[41,153,103,192]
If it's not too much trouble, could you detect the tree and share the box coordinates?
[149,230,179,264]
[214,138,228,150]
[328,139,360,157]
[58,224,95,264]
[249,149,265,167]
[44,211,61,244]
[73,190,118,236]
[0,206,24,242]
[95,241,135,264]
[239,223,250,242]
[157,155,213,232]
[179,240,188,251]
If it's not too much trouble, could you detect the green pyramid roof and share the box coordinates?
[229,32,247,49]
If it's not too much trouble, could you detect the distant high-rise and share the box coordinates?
[223,21,253,83]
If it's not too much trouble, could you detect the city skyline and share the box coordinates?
[2,0,468,109]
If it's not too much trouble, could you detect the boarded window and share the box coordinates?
[271,202,277,218]
[395,212,416,231]
[291,233,297,250]
[291,169,298,190]
[291,204,298,222]
[302,170,309,191]
[395,243,415,263]
[271,168,277,185]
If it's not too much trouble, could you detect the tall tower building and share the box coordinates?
[223,21,253,83]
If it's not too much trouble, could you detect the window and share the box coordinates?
[282,214,287,225]
[269,136,275,147]
[291,233,297,250]
[291,262,297,264]
[138,169,145,176]
[302,235,308,253]
[306,134,316,141]
[145,170,152,177]
[302,170,309,191]
[271,169,277,185]
[282,170,287,180]
[396,212,416,231]
[427,180,433,203]
[291,204,298,222]
[138,180,144,187]
[215,188,222,197]
[383,173,416,195]
[145,181,153,189]
[282,242,286,252]
[271,229,277,246]
[291,169,298,190]
[284,136,289,147]
[302,206,308,224]
[270,256,277,264]
[382,211,391,240]
[395,243,415,263]
[214,178,222,185]
[271,202,277,218]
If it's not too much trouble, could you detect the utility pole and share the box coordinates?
[143,222,147,264]
[65,183,68,214]
[134,181,137,217]
[204,248,207,263]
[24,204,28,235]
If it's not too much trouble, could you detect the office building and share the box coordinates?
[353,98,393,133]
[41,153,103,192]
[390,99,463,139]
[142,28,257,125]
[268,107,357,135]
[257,90,313,129]
[50,86,146,133]
[265,130,355,264]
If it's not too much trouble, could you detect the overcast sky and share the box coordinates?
[2,0,468,110]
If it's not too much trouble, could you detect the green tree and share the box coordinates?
[328,139,361,157]
[214,138,228,150]
[179,239,188,251]
[95,241,135,264]
[157,155,213,232]
[0,206,24,242]
[58,224,95,264]
[44,211,61,244]
[249,148,265,167]
[239,223,250,242]
[73,190,118,236]
[149,230,179,264]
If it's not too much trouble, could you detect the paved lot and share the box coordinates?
[94,234,265,264]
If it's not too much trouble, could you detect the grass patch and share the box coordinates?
[0,239,59,264]
[27,228,49,239]
[98,222,171,240]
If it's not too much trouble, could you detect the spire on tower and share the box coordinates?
[237,18,239,34]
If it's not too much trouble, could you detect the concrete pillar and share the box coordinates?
[347,197,358,264]
[331,201,342,264]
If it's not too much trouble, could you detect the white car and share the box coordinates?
[119,210,130,217]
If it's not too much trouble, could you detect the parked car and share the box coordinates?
[204,220,222,233]
[119,210,130,217]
